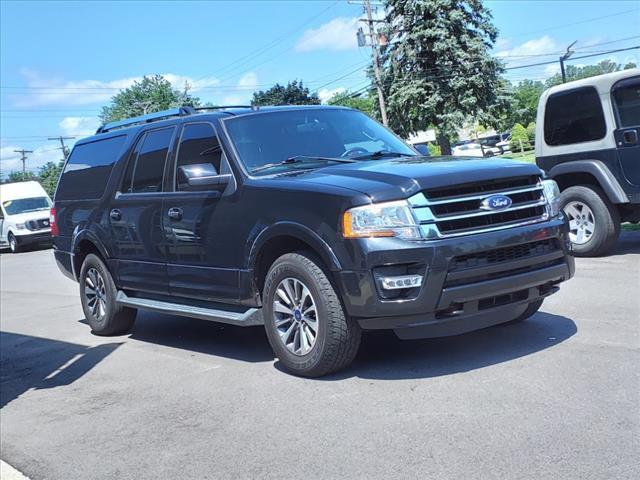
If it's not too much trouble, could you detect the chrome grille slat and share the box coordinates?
[409,176,549,238]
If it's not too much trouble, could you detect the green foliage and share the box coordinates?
[381,0,507,154]
[526,122,536,144]
[505,80,545,128]
[510,123,530,152]
[427,143,441,156]
[545,59,636,88]
[6,171,38,183]
[100,75,201,123]
[327,90,377,117]
[251,80,320,106]
[38,161,64,197]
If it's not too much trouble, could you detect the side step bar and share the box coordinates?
[115,291,263,326]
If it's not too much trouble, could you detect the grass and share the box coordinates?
[501,151,536,164]
[622,223,640,231]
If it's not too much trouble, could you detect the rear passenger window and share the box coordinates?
[612,77,640,128]
[122,127,174,193]
[175,123,222,190]
[56,135,127,200]
[544,87,606,146]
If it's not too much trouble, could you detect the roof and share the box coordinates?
[544,68,639,96]
[0,181,49,202]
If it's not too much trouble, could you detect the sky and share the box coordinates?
[1,0,639,175]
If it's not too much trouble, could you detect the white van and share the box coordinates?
[0,181,53,253]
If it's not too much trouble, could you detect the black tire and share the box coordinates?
[262,251,362,377]
[79,253,136,335]
[504,299,544,325]
[559,185,620,257]
[8,233,20,253]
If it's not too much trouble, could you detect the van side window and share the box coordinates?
[175,123,222,191]
[122,127,175,193]
[613,77,640,128]
[544,87,606,146]
[56,135,127,201]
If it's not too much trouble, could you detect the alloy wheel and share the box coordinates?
[272,277,319,356]
[85,267,107,320]
[564,200,595,245]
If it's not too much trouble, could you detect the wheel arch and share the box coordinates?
[248,222,342,296]
[71,230,111,281]
[549,160,628,204]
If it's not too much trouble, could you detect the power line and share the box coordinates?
[48,136,75,159]
[12,149,33,173]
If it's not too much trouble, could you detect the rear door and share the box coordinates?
[109,126,176,294]
[612,75,640,186]
[162,121,239,302]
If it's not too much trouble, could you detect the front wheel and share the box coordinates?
[559,185,620,257]
[8,233,20,253]
[263,252,361,377]
[79,254,136,335]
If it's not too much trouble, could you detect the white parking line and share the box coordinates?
[0,460,30,480]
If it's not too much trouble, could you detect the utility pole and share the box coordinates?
[356,0,389,126]
[48,136,75,160]
[13,149,34,174]
[560,41,577,83]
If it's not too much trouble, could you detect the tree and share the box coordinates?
[100,75,201,123]
[381,0,506,154]
[251,80,320,106]
[506,79,545,127]
[510,123,529,152]
[327,90,377,117]
[545,59,637,87]
[7,171,37,183]
[38,161,64,197]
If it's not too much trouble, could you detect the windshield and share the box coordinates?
[224,109,417,175]
[2,196,51,215]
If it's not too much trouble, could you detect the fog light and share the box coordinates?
[380,274,423,290]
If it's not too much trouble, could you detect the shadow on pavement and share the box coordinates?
[0,331,121,408]
[607,231,640,257]
[126,310,274,363]
[312,312,577,381]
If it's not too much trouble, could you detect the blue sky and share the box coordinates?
[1,0,639,174]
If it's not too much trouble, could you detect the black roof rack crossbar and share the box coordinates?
[193,105,258,111]
[96,106,196,134]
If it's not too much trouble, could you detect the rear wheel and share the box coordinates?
[504,299,544,325]
[8,233,20,253]
[263,251,361,377]
[79,254,136,335]
[559,185,620,257]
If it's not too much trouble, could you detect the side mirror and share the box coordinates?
[414,144,430,156]
[177,163,231,191]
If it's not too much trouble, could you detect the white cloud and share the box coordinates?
[0,144,64,176]
[220,72,258,105]
[9,70,221,108]
[238,72,258,89]
[59,117,101,137]
[295,17,359,52]
[496,35,560,62]
[318,87,346,103]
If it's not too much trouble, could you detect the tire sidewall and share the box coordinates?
[9,234,18,253]
[560,185,619,256]
[263,256,333,373]
[79,254,117,333]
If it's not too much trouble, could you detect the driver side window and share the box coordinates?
[175,123,222,191]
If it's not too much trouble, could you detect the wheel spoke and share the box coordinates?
[273,301,293,315]
[98,299,106,318]
[569,220,578,231]
[273,277,318,356]
[279,321,297,345]
[576,228,586,244]
[283,279,297,304]
[276,287,292,306]
[299,324,309,354]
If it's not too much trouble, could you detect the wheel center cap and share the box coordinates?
[294,309,302,321]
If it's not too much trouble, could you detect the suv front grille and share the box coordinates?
[450,238,560,271]
[26,218,51,231]
[409,175,549,238]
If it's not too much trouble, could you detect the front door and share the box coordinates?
[162,122,239,302]
[612,75,640,186]
[109,126,176,294]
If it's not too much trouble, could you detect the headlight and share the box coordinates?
[342,200,421,240]
[542,179,561,217]
[15,223,26,230]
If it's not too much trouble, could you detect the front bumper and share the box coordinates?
[334,217,574,339]
[14,230,52,246]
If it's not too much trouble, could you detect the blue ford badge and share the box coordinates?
[480,194,512,211]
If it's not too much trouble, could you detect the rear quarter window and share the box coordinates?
[543,86,606,146]
[55,135,127,201]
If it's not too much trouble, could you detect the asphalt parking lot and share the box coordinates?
[1,234,639,480]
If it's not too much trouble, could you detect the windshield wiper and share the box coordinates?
[351,150,413,160]
[250,155,356,174]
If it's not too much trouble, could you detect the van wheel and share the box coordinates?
[263,252,362,377]
[8,233,20,253]
[79,254,136,335]
[560,185,620,257]
[503,299,544,325]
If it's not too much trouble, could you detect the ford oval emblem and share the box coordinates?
[480,194,512,211]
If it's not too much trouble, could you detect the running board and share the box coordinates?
[115,291,263,326]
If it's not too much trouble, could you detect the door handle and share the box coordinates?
[167,207,183,221]
[622,129,638,145]
[110,209,122,221]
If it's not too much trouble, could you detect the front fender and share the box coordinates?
[247,221,342,272]
[549,159,628,204]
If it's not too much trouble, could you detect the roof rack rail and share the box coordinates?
[96,106,196,134]
[193,105,258,112]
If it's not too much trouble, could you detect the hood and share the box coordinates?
[275,156,542,203]
[3,210,50,223]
